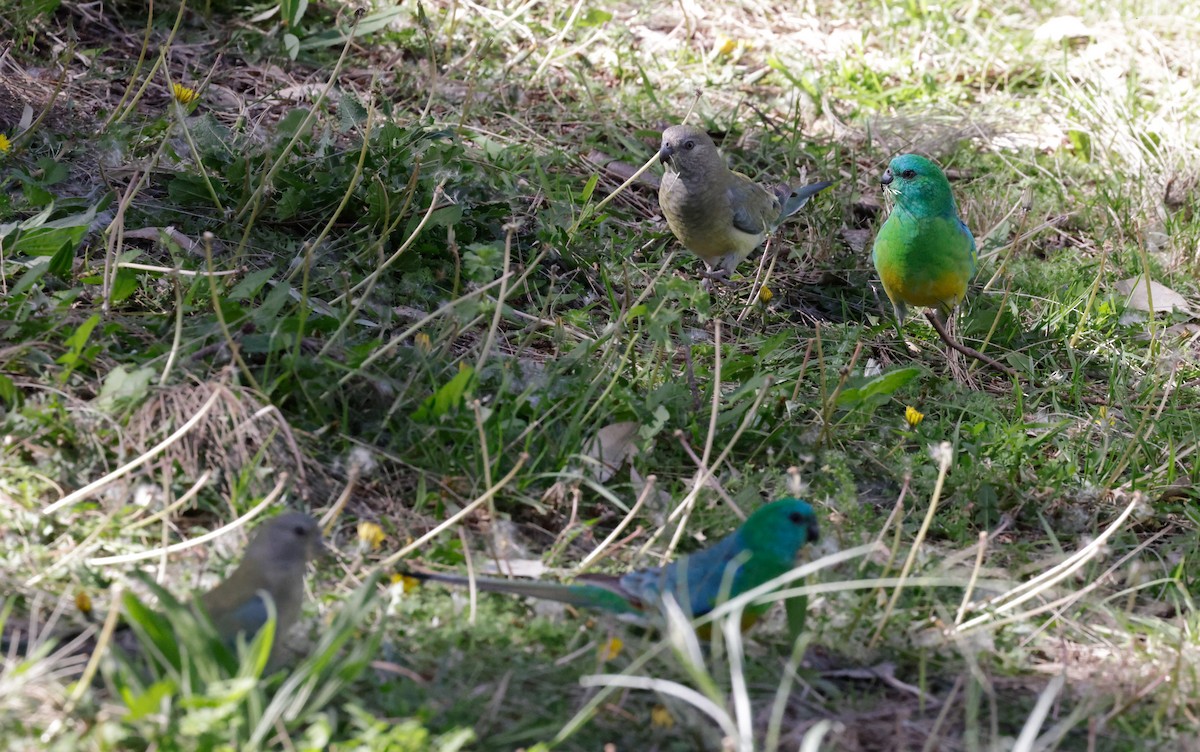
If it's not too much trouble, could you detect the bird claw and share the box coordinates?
[699,268,736,288]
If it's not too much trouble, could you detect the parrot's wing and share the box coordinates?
[610,534,751,620]
[727,175,778,236]
[208,591,273,641]
[960,218,978,271]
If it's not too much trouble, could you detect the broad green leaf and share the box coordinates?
[95,365,156,411]
[58,314,101,366]
[10,224,87,257]
[10,258,49,296]
[110,268,140,303]
[578,8,612,26]
[229,267,278,300]
[0,374,17,406]
[284,32,300,60]
[412,364,475,421]
[784,592,809,642]
[836,365,921,409]
[281,0,307,27]
[47,238,74,277]
[297,6,409,50]
[579,173,599,203]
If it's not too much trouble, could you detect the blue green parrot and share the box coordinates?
[406,497,819,630]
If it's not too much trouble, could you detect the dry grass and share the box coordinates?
[2,0,1200,748]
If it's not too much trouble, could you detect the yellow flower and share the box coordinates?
[598,636,623,661]
[0,134,10,154]
[391,573,421,594]
[650,704,675,728]
[758,286,773,304]
[905,405,924,428]
[172,83,199,105]
[414,332,432,353]
[357,521,385,550]
[75,590,93,616]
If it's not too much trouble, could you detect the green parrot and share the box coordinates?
[871,153,977,327]
[405,497,819,631]
[657,125,833,278]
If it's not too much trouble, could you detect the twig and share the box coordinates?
[869,442,954,648]
[675,432,741,518]
[85,475,288,566]
[43,388,225,516]
[956,491,1144,631]
[578,477,655,570]
[320,458,362,536]
[924,311,1016,378]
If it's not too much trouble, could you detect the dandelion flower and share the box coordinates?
[905,405,924,428]
[598,636,623,661]
[172,83,199,105]
[357,521,385,550]
[0,134,11,154]
[391,573,421,594]
[650,705,675,728]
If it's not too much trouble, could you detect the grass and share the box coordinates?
[2,0,1200,748]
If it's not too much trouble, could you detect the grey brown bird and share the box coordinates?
[200,511,324,660]
[0,511,324,672]
[657,124,832,278]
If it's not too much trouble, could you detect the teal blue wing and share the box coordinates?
[619,531,750,618]
[210,593,272,641]
[959,217,977,276]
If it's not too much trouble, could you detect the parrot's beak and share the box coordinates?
[880,168,894,186]
[657,142,674,166]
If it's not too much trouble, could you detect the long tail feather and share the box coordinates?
[778,180,835,220]
[403,570,641,615]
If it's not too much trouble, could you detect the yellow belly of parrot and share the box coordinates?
[880,265,967,310]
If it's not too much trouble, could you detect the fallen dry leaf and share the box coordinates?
[1113,276,1193,318]
[582,421,639,483]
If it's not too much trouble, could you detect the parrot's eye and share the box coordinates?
[901,169,917,179]
[293,525,309,537]
[787,511,805,524]
[683,140,695,150]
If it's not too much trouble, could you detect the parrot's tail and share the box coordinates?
[401,570,644,615]
[779,180,835,220]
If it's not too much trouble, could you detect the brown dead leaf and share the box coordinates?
[1113,276,1193,317]
[582,421,639,483]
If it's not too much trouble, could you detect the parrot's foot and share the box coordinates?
[699,267,736,288]
[889,318,921,353]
